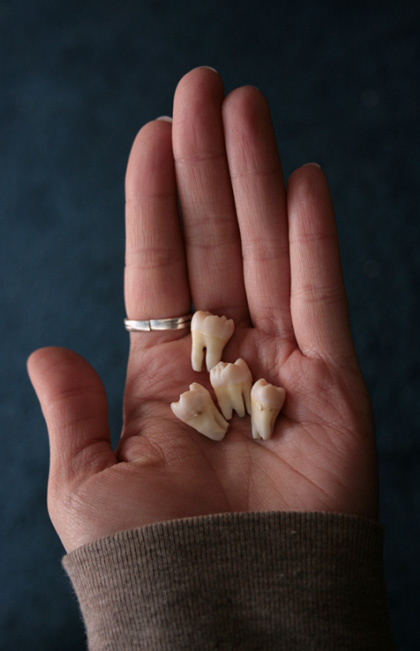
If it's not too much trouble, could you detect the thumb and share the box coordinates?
[27,347,116,495]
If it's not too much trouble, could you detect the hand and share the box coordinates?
[28,67,377,553]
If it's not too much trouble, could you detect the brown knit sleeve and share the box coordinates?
[62,511,393,650]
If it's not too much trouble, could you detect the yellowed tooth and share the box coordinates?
[170,382,229,441]
[250,379,286,440]
[210,358,252,420]
[191,311,235,372]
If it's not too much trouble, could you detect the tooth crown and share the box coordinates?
[210,358,252,420]
[191,311,235,339]
[251,378,286,408]
[250,379,286,441]
[170,382,229,441]
[209,358,251,387]
[191,311,235,372]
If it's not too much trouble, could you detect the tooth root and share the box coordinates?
[244,389,252,417]
[191,331,206,372]
[250,379,286,440]
[212,382,252,420]
[204,336,229,372]
[171,382,229,441]
[210,358,252,420]
[191,311,235,372]
[251,405,275,441]
[212,386,234,420]
[230,387,247,418]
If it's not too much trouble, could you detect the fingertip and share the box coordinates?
[223,85,266,125]
[125,118,175,201]
[27,347,41,376]
[27,345,50,368]
[288,161,327,191]
[172,65,226,163]
[28,346,85,373]
[197,65,219,74]
[174,65,224,112]
[128,116,173,153]
[27,347,106,406]
[287,164,333,223]
[128,117,172,157]
[302,161,321,169]
[27,346,70,388]
[222,86,277,177]
[223,83,264,106]
[178,65,219,84]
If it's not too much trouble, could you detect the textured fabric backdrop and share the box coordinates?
[1,1,419,648]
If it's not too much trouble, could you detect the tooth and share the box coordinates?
[171,382,229,441]
[250,379,286,440]
[210,358,252,420]
[191,311,235,372]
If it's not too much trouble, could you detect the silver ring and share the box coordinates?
[124,313,193,332]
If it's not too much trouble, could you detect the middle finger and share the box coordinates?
[173,67,248,324]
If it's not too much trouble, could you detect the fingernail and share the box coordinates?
[197,65,218,74]
[156,116,173,123]
[304,162,321,169]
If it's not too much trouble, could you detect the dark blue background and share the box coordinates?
[1,1,419,648]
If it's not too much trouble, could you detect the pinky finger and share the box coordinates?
[288,164,356,365]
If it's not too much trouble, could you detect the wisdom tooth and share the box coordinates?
[250,379,286,441]
[191,311,235,372]
[210,358,252,420]
[171,382,229,441]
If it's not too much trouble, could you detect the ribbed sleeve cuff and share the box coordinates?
[63,511,393,650]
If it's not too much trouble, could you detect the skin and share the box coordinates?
[27,67,377,553]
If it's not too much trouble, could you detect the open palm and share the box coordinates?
[28,68,377,553]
